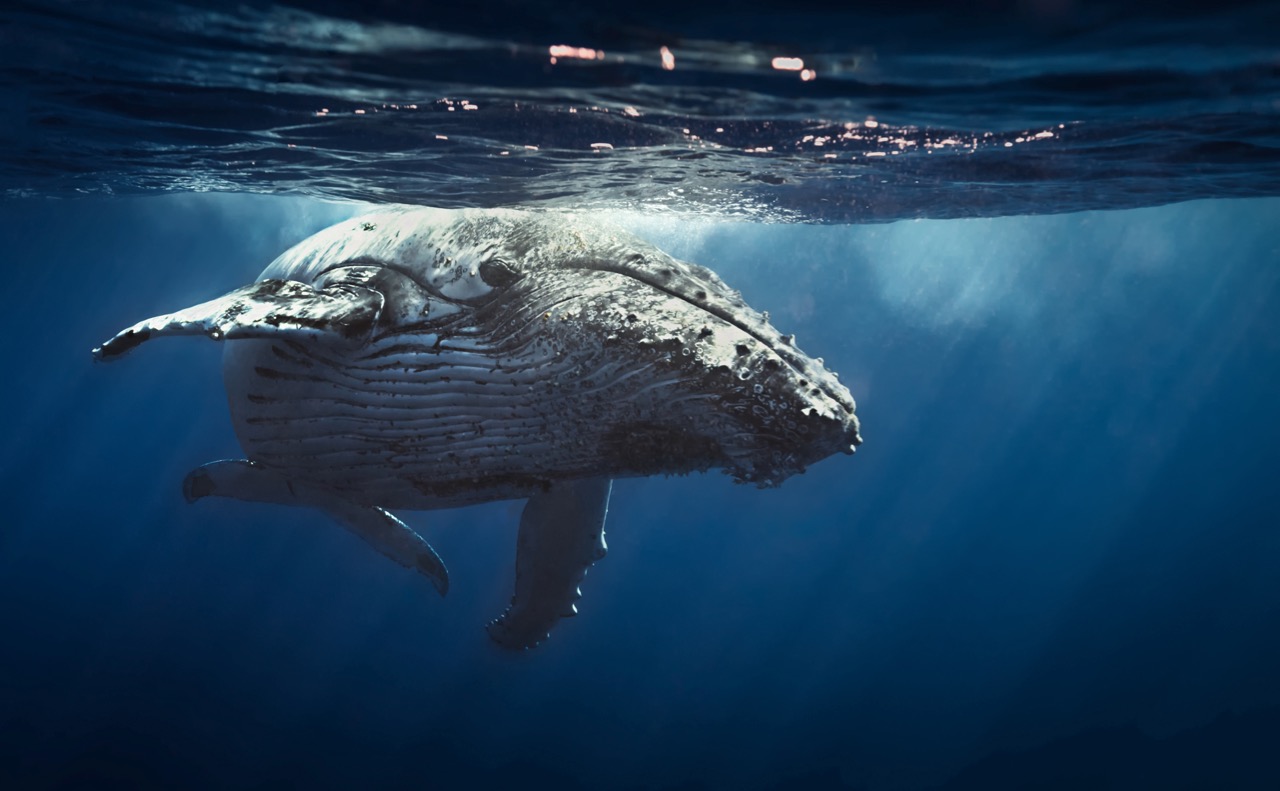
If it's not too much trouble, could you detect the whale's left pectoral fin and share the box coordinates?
[92,275,383,361]
[183,459,448,597]
[324,499,450,597]
[488,478,612,651]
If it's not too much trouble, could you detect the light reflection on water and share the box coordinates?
[3,1,1276,219]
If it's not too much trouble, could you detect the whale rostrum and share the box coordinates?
[94,207,862,649]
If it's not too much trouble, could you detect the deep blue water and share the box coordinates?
[2,2,1280,790]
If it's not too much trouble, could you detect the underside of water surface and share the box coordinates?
[2,0,1278,220]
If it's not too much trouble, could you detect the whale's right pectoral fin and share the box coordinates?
[92,274,384,361]
[183,459,449,597]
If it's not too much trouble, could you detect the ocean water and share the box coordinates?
[2,2,1280,790]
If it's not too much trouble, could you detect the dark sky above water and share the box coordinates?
[1,194,1279,789]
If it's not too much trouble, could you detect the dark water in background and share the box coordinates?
[2,2,1280,790]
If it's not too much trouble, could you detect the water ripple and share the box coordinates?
[3,0,1278,221]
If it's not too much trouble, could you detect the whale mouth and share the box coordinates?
[565,253,862,484]
[316,243,860,470]
[568,255,858,420]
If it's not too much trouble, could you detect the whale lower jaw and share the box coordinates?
[223,329,730,510]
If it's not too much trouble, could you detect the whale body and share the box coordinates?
[95,207,861,649]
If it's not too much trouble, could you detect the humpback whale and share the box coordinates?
[94,208,861,649]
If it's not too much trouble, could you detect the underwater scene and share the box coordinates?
[2,1,1279,789]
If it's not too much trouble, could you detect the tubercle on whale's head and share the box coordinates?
[503,216,862,487]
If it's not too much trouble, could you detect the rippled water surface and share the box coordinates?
[2,0,1278,219]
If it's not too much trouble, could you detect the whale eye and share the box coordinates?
[478,258,521,288]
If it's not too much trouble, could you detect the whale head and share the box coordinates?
[263,208,861,489]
